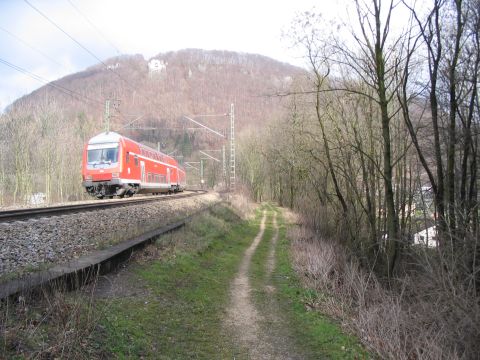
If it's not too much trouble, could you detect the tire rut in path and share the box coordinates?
[225,210,302,360]
[264,212,278,294]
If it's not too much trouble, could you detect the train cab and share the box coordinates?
[82,132,185,198]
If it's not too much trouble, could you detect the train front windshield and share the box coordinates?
[88,148,118,164]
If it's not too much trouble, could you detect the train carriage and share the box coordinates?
[82,131,186,198]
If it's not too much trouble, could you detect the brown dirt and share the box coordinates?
[85,239,176,299]
[265,212,279,281]
[225,211,304,359]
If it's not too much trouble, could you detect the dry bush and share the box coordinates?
[0,276,105,359]
[228,191,258,219]
[282,207,300,226]
[289,224,480,360]
[292,197,350,242]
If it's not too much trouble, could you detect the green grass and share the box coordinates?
[248,204,368,359]
[250,207,274,290]
[96,204,261,359]
[1,203,368,359]
[272,206,369,359]
[96,203,368,359]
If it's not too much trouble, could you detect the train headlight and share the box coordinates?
[86,175,92,181]
[112,172,119,178]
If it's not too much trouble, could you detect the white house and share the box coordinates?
[106,63,120,70]
[413,226,438,248]
[148,59,167,75]
[27,192,46,205]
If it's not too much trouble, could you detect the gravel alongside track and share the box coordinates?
[0,193,220,281]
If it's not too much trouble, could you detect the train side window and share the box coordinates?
[134,155,138,166]
[126,152,130,164]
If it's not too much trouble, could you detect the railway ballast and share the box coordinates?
[0,192,219,282]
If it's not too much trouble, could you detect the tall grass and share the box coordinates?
[0,275,104,359]
[289,224,480,359]
[228,191,258,219]
[0,204,246,359]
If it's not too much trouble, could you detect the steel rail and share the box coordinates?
[0,201,217,300]
[0,190,206,222]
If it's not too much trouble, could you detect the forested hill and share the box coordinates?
[10,49,303,139]
[0,49,303,203]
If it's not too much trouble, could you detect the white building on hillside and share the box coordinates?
[148,59,167,75]
[413,226,438,248]
[106,63,120,70]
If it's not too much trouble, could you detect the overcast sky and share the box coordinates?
[0,0,352,111]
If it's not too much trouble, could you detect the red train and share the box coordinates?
[81,131,186,198]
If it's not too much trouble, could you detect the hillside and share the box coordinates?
[11,49,303,147]
[0,49,303,204]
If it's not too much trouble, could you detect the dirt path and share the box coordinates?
[264,212,278,294]
[226,210,303,359]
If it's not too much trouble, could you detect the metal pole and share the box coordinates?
[183,115,225,138]
[229,103,235,192]
[199,151,220,162]
[104,99,110,133]
[222,144,226,188]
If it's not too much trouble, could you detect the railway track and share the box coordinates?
[0,190,206,222]
[0,190,217,300]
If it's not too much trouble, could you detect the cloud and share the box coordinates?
[0,59,73,111]
[0,0,335,110]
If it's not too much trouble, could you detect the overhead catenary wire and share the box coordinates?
[0,57,104,108]
[0,25,70,72]
[0,55,130,124]
[65,0,122,56]
[23,0,111,70]
[23,0,134,93]
[23,0,167,126]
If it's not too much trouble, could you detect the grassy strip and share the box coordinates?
[273,207,369,359]
[96,204,261,359]
[1,203,367,359]
[250,206,273,290]
[248,204,368,359]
